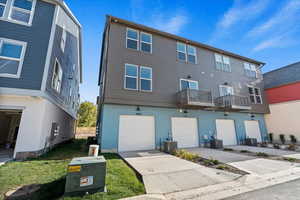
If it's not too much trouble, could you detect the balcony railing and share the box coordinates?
[214,95,251,110]
[177,89,214,107]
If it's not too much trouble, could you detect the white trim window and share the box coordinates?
[187,45,197,64]
[140,66,152,91]
[244,63,257,78]
[60,25,67,52]
[140,32,152,53]
[180,79,199,90]
[124,63,138,90]
[4,0,37,26]
[0,38,27,78]
[215,54,231,72]
[219,85,234,96]
[177,42,187,62]
[126,28,139,50]
[248,86,262,104]
[0,0,6,17]
[52,59,63,93]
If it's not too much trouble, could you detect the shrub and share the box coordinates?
[256,152,269,157]
[216,165,229,170]
[174,150,199,161]
[290,135,297,144]
[279,134,286,144]
[269,133,273,143]
[283,157,297,162]
[203,159,219,166]
[223,148,234,151]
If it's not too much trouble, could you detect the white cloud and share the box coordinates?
[248,0,300,37]
[149,14,188,34]
[217,0,270,29]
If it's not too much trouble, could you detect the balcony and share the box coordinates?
[177,89,214,108]
[214,95,251,111]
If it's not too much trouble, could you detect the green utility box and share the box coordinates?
[65,156,106,196]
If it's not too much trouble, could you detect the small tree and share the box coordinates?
[279,134,286,145]
[269,133,273,143]
[78,101,97,127]
[290,135,297,144]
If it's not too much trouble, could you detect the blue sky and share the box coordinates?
[65,0,300,103]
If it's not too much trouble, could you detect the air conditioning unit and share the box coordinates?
[65,156,106,196]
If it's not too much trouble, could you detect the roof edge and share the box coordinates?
[107,15,265,66]
[264,61,300,75]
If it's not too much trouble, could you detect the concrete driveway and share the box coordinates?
[185,148,255,163]
[119,151,240,194]
[228,145,298,156]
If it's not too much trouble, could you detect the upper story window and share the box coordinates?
[0,0,36,26]
[215,54,231,72]
[61,25,67,52]
[140,32,152,53]
[244,63,257,78]
[126,28,152,53]
[124,64,153,92]
[248,86,262,104]
[0,38,27,78]
[176,42,197,64]
[180,79,199,90]
[140,66,152,91]
[219,85,234,96]
[52,59,63,93]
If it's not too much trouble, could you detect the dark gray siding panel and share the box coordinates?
[102,23,270,114]
[45,25,80,115]
[0,0,55,90]
[264,62,300,89]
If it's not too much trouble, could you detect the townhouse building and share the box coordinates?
[0,0,82,159]
[97,16,269,152]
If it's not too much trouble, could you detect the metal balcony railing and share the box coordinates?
[176,89,214,107]
[214,95,251,110]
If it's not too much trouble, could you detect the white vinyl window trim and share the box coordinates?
[126,28,139,50]
[180,79,199,91]
[52,58,63,93]
[219,85,234,96]
[215,53,231,72]
[0,0,37,26]
[0,37,27,78]
[140,32,152,53]
[187,45,197,64]
[124,63,138,91]
[140,66,152,92]
[248,86,263,104]
[244,62,257,78]
[177,42,187,62]
[61,25,67,52]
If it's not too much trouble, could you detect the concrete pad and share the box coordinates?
[230,158,300,175]
[229,145,297,156]
[120,151,240,194]
[283,153,300,159]
[185,148,255,163]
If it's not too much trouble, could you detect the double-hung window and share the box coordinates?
[0,0,6,17]
[248,87,262,104]
[244,63,257,78]
[126,28,139,50]
[125,64,138,90]
[219,85,234,96]
[177,42,197,64]
[0,38,26,78]
[177,42,186,62]
[52,59,63,93]
[140,32,152,53]
[140,66,152,91]
[215,54,231,72]
[180,79,199,90]
[187,45,196,64]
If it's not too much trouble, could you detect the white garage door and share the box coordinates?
[216,119,237,146]
[172,117,199,148]
[118,115,155,152]
[244,120,262,143]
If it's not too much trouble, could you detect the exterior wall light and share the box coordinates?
[224,112,229,116]
[136,106,140,111]
[187,75,192,79]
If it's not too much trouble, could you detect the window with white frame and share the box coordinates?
[140,66,152,91]
[124,63,138,90]
[0,38,26,78]
[180,79,199,90]
[176,42,197,64]
[187,45,197,64]
[177,42,186,62]
[248,86,262,104]
[215,54,231,72]
[0,0,6,17]
[244,63,257,78]
[61,25,67,52]
[140,32,152,53]
[219,85,234,96]
[52,59,63,93]
[126,28,139,50]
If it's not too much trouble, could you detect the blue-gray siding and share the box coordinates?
[264,62,300,89]
[0,0,55,90]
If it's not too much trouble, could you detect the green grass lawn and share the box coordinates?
[0,139,145,200]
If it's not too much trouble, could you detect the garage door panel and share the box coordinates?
[172,117,199,148]
[216,119,237,146]
[245,120,262,143]
[118,115,155,152]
